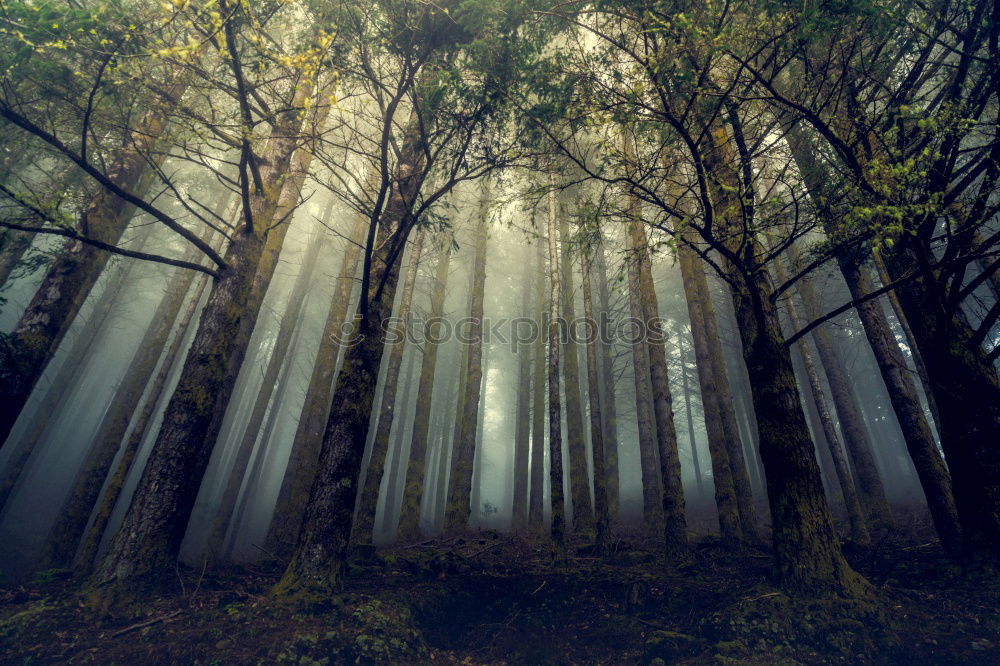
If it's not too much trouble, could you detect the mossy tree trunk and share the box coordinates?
[264,214,368,558]
[91,78,314,597]
[354,232,425,543]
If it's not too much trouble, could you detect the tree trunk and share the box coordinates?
[511,260,533,531]
[529,237,547,527]
[0,77,188,448]
[546,185,565,545]
[353,232,425,543]
[91,81,313,597]
[559,216,593,531]
[273,107,430,597]
[397,235,452,541]
[674,319,704,496]
[678,237,741,545]
[203,230,325,560]
[630,220,687,557]
[591,233,620,518]
[37,214,228,569]
[791,252,893,530]
[581,245,610,551]
[878,238,1000,560]
[264,214,368,558]
[445,195,490,532]
[74,252,213,574]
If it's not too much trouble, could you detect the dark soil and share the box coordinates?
[0,528,996,664]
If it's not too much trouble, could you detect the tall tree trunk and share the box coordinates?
[591,233,620,518]
[74,252,213,574]
[91,79,314,597]
[704,124,865,595]
[793,266,893,530]
[786,124,963,556]
[581,245,610,551]
[674,319,704,496]
[0,77,188,448]
[678,237,741,545]
[777,263,870,545]
[529,237,547,527]
[264,214,368,558]
[397,235,452,541]
[203,230,325,560]
[445,196,490,532]
[546,185,565,545]
[380,345,418,541]
[878,238,1000,560]
[630,221,687,557]
[511,262,533,532]
[559,216,593,531]
[273,106,431,597]
[37,213,229,569]
[354,232,425,543]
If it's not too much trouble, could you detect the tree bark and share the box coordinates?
[511,257,532,531]
[581,245,610,551]
[529,237,547,527]
[354,232,425,543]
[674,319,704,496]
[264,214,368,558]
[397,235,452,541]
[546,184,565,545]
[591,233,620,518]
[91,80,313,597]
[445,195,490,532]
[558,216,593,531]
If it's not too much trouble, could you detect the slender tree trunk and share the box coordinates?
[37,215,228,569]
[592,234,620,518]
[581,246,610,551]
[0,77,188,448]
[878,238,1000,560]
[674,319,704,496]
[91,80,314,597]
[838,255,963,555]
[546,185,565,545]
[678,238,741,545]
[203,231,325,560]
[74,255,212,574]
[704,124,865,596]
[354,232,425,543]
[794,271,893,530]
[631,220,687,557]
[559,217,593,531]
[397,236,452,541]
[434,367,460,531]
[786,125,963,556]
[529,237,547,527]
[380,345,418,541]
[445,196,490,532]
[469,347,490,527]
[511,262,533,531]
[273,106,430,597]
[777,262,870,545]
[264,214,368,558]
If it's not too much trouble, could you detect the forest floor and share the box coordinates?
[0,526,996,664]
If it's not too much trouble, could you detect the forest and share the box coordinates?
[0,0,997,662]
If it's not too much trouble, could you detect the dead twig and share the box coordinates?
[109,610,182,638]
